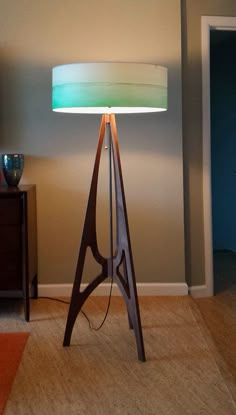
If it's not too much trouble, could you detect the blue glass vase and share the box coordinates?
[2,154,24,186]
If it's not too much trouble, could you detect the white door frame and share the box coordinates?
[201,16,236,297]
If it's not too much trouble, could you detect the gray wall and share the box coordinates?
[0,0,185,285]
[182,0,236,286]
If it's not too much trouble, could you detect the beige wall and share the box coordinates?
[182,0,236,286]
[0,0,185,285]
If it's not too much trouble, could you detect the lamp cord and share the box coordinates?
[36,277,113,332]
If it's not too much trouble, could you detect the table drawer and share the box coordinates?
[0,197,22,225]
[0,253,22,290]
[0,226,21,252]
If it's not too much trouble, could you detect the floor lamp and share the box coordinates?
[52,62,167,361]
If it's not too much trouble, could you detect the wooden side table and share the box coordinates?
[0,185,38,321]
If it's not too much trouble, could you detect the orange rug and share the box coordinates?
[0,332,29,414]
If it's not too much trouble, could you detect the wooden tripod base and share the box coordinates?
[63,114,146,362]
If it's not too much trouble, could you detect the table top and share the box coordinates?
[0,185,35,194]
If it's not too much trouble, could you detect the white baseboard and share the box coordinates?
[189,285,212,298]
[1,284,213,299]
[38,282,188,298]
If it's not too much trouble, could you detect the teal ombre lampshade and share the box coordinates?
[52,62,167,114]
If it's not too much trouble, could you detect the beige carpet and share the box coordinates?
[194,250,236,404]
[1,296,236,415]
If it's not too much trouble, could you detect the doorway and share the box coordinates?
[210,29,236,293]
[201,16,236,296]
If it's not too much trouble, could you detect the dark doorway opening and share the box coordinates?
[210,30,236,294]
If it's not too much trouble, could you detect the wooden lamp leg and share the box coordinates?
[63,114,146,362]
